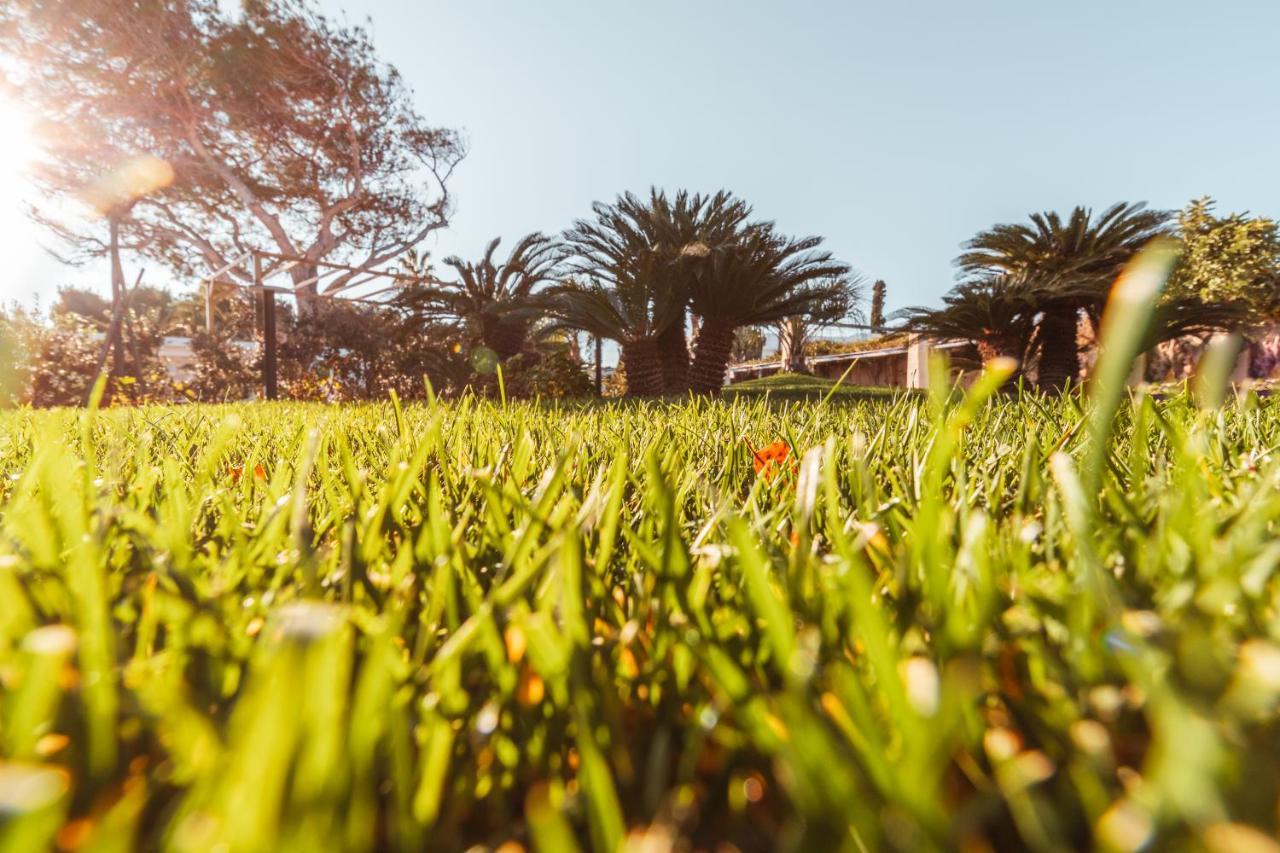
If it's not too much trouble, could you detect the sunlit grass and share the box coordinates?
[1,367,1279,850]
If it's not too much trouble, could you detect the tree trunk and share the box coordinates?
[621,338,663,396]
[1036,307,1080,392]
[976,334,1023,364]
[976,336,1021,390]
[657,320,689,393]
[690,319,736,394]
[779,318,808,373]
[290,263,318,317]
[108,216,127,378]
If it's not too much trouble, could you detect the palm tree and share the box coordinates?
[958,203,1172,390]
[550,278,683,396]
[648,189,752,392]
[398,233,561,360]
[1141,295,1251,352]
[903,274,1248,386]
[555,189,752,396]
[897,274,1047,380]
[555,193,683,396]
[775,277,861,373]
[685,225,852,393]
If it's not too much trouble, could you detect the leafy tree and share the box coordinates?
[731,327,767,363]
[24,314,105,407]
[686,225,851,392]
[277,299,459,401]
[0,304,40,406]
[958,203,1171,390]
[656,191,752,392]
[1166,197,1280,318]
[499,349,595,399]
[548,280,672,396]
[398,234,561,360]
[556,189,850,395]
[555,189,753,395]
[188,330,259,402]
[2,0,464,295]
[49,285,186,399]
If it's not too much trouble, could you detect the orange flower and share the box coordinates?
[749,439,795,482]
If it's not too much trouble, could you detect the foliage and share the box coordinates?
[1,0,464,288]
[498,349,596,400]
[399,234,563,360]
[602,362,627,398]
[555,191,721,395]
[688,227,852,392]
[731,326,767,363]
[22,314,108,407]
[187,331,260,402]
[802,333,911,357]
[957,203,1172,389]
[898,273,1046,369]
[774,276,861,375]
[277,299,463,401]
[554,189,855,396]
[1166,197,1280,318]
[0,304,39,406]
[724,371,900,399]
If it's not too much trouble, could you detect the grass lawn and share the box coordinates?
[724,371,904,400]
[1,383,1279,850]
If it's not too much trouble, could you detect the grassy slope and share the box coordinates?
[725,371,903,400]
[1,390,1279,850]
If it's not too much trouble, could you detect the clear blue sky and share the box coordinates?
[5,0,1279,318]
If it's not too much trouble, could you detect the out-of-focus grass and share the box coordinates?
[3,275,1280,849]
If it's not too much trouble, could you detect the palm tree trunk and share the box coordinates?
[621,338,663,396]
[690,319,736,394]
[779,318,808,373]
[657,321,689,393]
[976,337,1021,390]
[976,334,1022,363]
[1036,307,1080,392]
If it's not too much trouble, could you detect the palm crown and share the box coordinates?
[956,202,1172,389]
[400,233,561,360]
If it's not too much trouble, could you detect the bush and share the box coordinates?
[499,349,596,399]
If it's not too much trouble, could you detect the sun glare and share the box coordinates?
[0,94,35,201]
[0,94,48,305]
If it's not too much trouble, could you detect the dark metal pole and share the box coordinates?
[256,252,278,401]
[595,335,603,395]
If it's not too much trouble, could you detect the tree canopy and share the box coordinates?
[1,0,464,290]
[1166,197,1280,319]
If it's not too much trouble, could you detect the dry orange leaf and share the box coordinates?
[229,464,267,483]
[748,439,795,482]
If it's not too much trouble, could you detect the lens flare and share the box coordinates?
[79,155,175,216]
